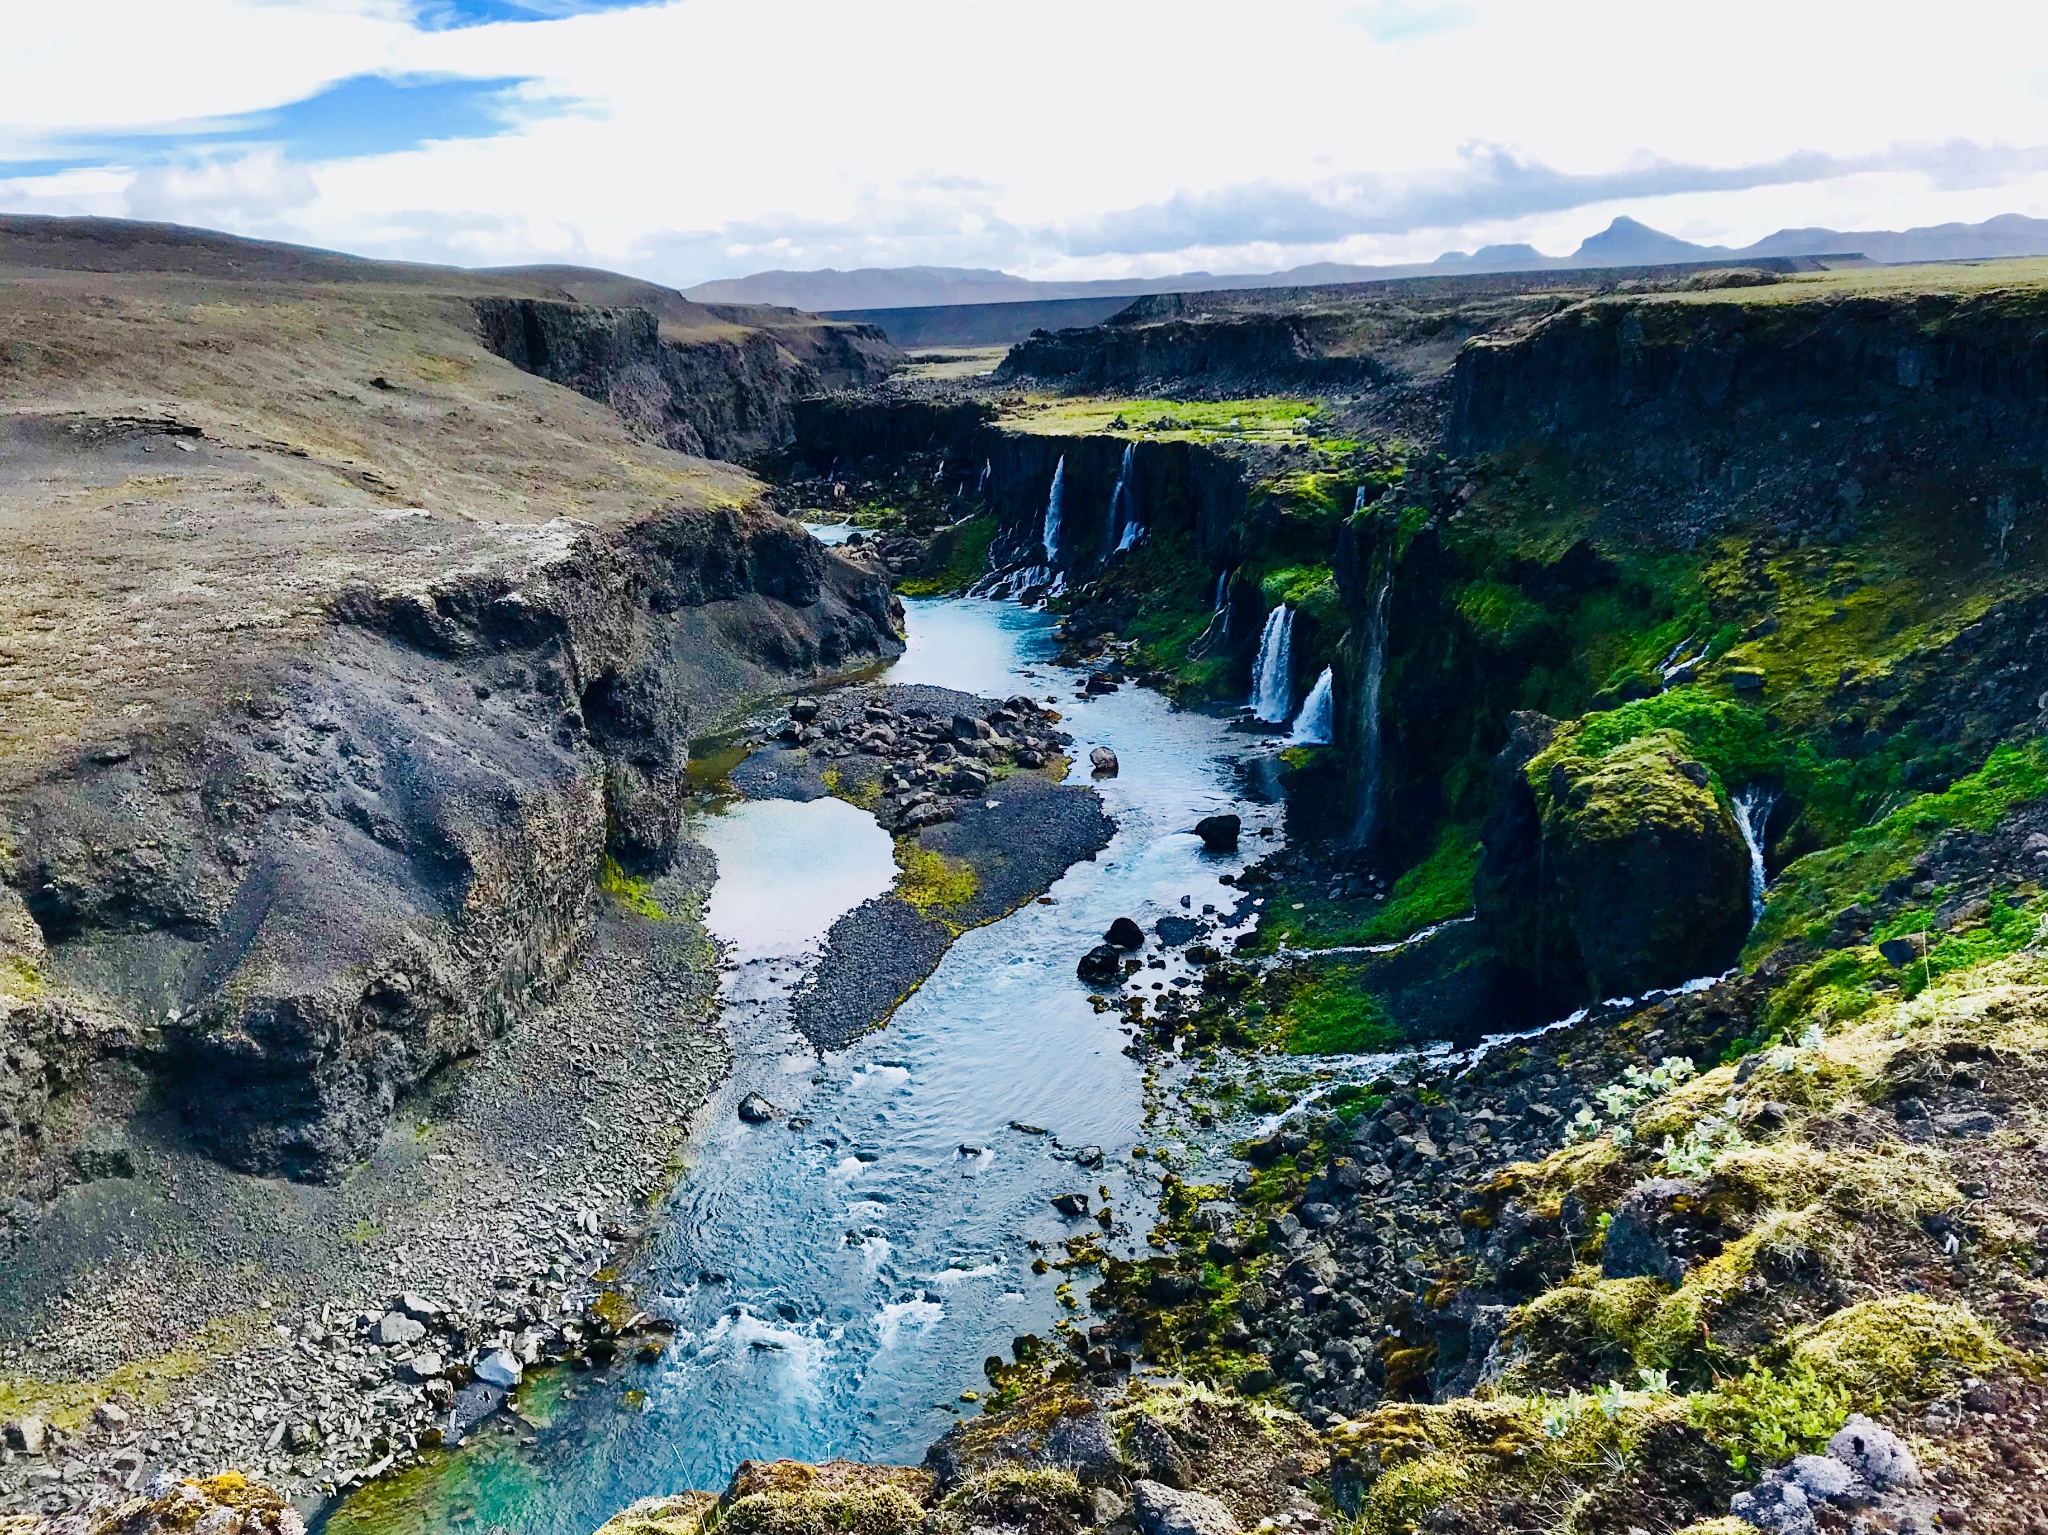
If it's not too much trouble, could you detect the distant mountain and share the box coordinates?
[687,214,2048,314]
[680,265,1158,310]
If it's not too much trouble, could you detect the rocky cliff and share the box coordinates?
[476,297,897,463]
[0,224,903,1194]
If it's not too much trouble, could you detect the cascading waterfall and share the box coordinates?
[1105,443,1137,554]
[1353,487,1394,847]
[976,459,991,496]
[1288,667,1335,745]
[1214,571,1229,611]
[1249,604,1296,724]
[1732,785,1778,925]
[1041,457,1066,566]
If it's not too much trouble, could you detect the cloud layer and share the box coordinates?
[4,0,2048,285]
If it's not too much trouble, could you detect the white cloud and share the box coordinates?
[5,0,2048,283]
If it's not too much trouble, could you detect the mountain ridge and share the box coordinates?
[684,212,2048,312]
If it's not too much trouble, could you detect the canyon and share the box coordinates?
[8,224,2048,1535]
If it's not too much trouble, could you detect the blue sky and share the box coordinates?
[4,0,2046,286]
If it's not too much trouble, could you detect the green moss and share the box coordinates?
[1752,736,2048,959]
[594,1493,719,1535]
[1244,825,1478,953]
[1259,564,1341,628]
[894,840,977,916]
[1454,580,1550,649]
[1276,973,1399,1055]
[721,1488,924,1535]
[601,855,668,921]
[1687,1294,2006,1473]
[938,1466,1086,1527]
[1562,690,1784,793]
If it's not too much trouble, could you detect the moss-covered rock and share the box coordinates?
[717,1461,933,1535]
[1483,726,1751,1002]
[593,1492,719,1535]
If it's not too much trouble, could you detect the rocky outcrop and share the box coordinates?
[1477,723,1751,1004]
[2,507,899,1183]
[476,298,898,463]
[1446,282,2048,542]
[995,275,1592,405]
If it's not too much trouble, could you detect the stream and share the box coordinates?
[327,596,1285,1534]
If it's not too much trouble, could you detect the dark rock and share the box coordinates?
[1194,814,1241,852]
[1105,917,1144,949]
[1601,1177,1714,1284]
[737,1092,778,1123]
[1125,1416,1192,1488]
[443,1382,506,1445]
[1879,936,1925,967]
[789,697,821,722]
[1478,729,1751,1001]
[1132,1480,1238,1535]
[1091,746,1120,776]
[1052,1192,1092,1217]
[1077,945,1122,985]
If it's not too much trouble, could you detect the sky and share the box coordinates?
[4,0,2048,287]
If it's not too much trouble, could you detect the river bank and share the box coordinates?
[0,595,1142,1529]
[291,597,1277,1535]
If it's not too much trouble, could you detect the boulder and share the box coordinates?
[1052,1192,1091,1218]
[1077,945,1122,985]
[1827,1413,1920,1490]
[1105,917,1145,949]
[1194,814,1241,853]
[1600,1177,1714,1284]
[4,1416,46,1454]
[371,1310,428,1347]
[473,1349,523,1389]
[738,1092,778,1123]
[1091,746,1120,776]
[1132,1480,1239,1535]
[790,697,821,723]
[1479,728,1751,1001]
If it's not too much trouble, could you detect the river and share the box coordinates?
[322,595,1281,1535]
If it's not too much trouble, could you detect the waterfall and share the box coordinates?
[1732,785,1778,925]
[1289,668,1335,745]
[977,459,991,496]
[1213,571,1228,611]
[1353,487,1394,847]
[1249,604,1295,723]
[1105,443,1136,554]
[1041,457,1066,566]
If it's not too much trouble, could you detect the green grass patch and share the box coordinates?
[1003,395,1322,443]
[1275,971,1400,1055]
[1244,826,1479,953]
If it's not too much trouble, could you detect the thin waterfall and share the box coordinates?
[1213,571,1228,611]
[1249,604,1295,723]
[1105,443,1136,554]
[1289,668,1335,745]
[976,459,991,496]
[1732,785,1778,925]
[1353,488,1394,847]
[1041,457,1066,566]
